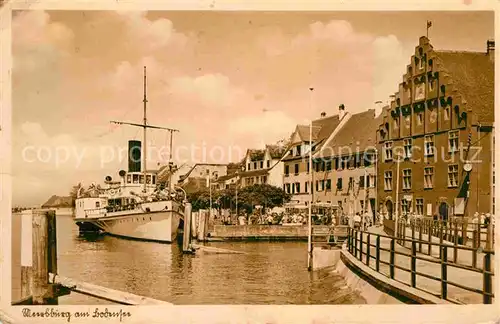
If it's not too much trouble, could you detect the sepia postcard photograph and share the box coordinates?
[0,1,499,323]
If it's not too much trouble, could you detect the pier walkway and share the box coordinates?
[346,225,494,304]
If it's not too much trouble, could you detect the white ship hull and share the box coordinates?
[75,200,183,243]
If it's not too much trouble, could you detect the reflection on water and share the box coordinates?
[54,215,364,305]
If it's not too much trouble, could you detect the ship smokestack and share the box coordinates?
[128,140,142,172]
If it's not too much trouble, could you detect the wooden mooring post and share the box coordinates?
[182,203,193,253]
[14,209,172,306]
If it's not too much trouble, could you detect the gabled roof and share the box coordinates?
[283,114,343,161]
[434,50,494,125]
[295,125,322,142]
[317,109,379,158]
[247,149,266,161]
[179,163,227,181]
[266,144,287,159]
[41,195,73,208]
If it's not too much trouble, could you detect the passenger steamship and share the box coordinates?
[74,66,184,243]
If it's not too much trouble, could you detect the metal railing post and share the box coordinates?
[390,238,395,279]
[441,246,448,300]
[483,253,493,304]
[472,230,478,268]
[359,231,363,261]
[366,233,371,266]
[376,235,380,272]
[354,229,358,258]
[411,241,417,288]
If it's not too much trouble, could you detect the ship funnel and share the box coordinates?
[128,140,142,172]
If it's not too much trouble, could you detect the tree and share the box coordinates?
[238,184,291,212]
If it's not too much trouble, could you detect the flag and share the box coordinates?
[427,20,432,28]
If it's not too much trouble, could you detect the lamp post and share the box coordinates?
[307,87,314,271]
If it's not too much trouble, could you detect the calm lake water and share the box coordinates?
[14,214,365,305]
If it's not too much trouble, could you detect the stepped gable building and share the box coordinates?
[314,109,381,218]
[282,107,350,210]
[377,36,494,221]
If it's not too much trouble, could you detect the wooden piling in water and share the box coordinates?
[191,211,198,239]
[197,210,207,241]
[32,210,49,304]
[183,203,192,253]
[20,210,33,300]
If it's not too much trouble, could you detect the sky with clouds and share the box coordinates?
[11,10,493,206]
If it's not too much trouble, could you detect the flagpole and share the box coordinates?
[307,87,314,271]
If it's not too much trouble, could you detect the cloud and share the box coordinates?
[12,11,74,73]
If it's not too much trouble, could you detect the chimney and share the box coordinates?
[487,40,495,62]
[339,104,346,120]
[128,140,142,172]
[320,112,326,118]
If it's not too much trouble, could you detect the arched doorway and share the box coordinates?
[386,200,394,220]
[439,202,449,221]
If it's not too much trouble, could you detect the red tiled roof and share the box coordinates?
[434,50,494,125]
[317,109,379,158]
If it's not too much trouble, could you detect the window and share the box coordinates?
[316,181,319,192]
[133,174,139,184]
[294,163,299,175]
[424,167,434,189]
[291,183,295,194]
[448,130,459,153]
[403,138,412,159]
[127,174,132,184]
[393,118,399,129]
[248,163,251,170]
[320,161,326,171]
[418,57,424,69]
[384,142,393,161]
[448,164,459,187]
[368,175,376,188]
[326,161,332,171]
[355,154,361,168]
[307,163,310,173]
[295,182,300,193]
[424,135,435,156]
[429,79,435,91]
[320,180,325,191]
[152,176,156,185]
[444,107,450,120]
[305,181,309,193]
[359,175,365,188]
[296,145,301,156]
[260,161,264,169]
[285,165,290,176]
[337,178,343,190]
[262,176,267,184]
[334,158,339,170]
[416,198,424,216]
[402,169,412,190]
[267,160,270,168]
[253,162,257,169]
[417,112,423,125]
[326,179,331,190]
[384,171,393,191]
[139,175,144,184]
[96,202,100,208]
[286,183,291,194]
[146,175,152,184]
[401,199,411,215]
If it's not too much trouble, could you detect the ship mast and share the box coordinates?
[111,66,179,193]
[143,66,148,192]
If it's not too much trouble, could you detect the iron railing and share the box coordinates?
[346,227,495,304]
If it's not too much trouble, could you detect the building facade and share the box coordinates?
[282,108,349,210]
[238,145,286,188]
[377,36,494,220]
[314,109,380,217]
